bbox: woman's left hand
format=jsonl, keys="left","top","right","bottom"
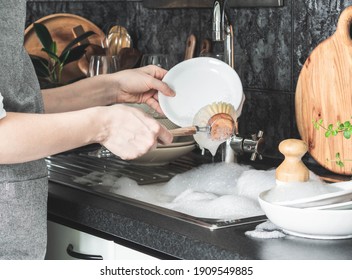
{"left": 112, "top": 65, "right": 175, "bottom": 115}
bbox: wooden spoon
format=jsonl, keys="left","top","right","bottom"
{"left": 199, "top": 38, "right": 212, "bottom": 56}
{"left": 184, "top": 34, "right": 196, "bottom": 60}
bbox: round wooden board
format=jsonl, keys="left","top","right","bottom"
{"left": 295, "top": 6, "right": 352, "bottom": 175}
{"left": 24, "top": 13, "right": 105, "bottom": 83}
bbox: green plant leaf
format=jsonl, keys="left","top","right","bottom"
{"left": 41, "top": 48, "right": 60, "bottom": 63}
{"left": 51, "top": 41, "right": 57, "bottom": 55}
{"left": 325, "top": 130, "right": 332, "bottom": 137}
{"left": 61, "top": 31, "right": 96, "bottom": 55}
{"left": 60, "top": 50, "right": 71, "bottom": 66}
{"left": 60, "top": 44, "right": 89, "bottom": 66}
{"left": 343, "top": 130, "right": 351, "bottom": 139}
{"left": 30, "top": 55, "right": 49, "bottom": 78}
{"left": 33, "top": 23, "right": 53, "bottom": 51}
{"left": 313, "top": 120, "right": 319, "bottom": 129}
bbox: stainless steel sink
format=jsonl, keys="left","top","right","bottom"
{"left": 46, "top": 150, "right": 266, "bottom": 230}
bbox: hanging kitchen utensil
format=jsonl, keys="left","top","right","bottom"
{"left": 295, "top": 6, "right": 352, "bottom": 175}
{"left": 118, "top": 48, "right": 142, "bottom": 70}
{"left": 199, "top": 38, "right": 212, "bottom": 56}
{"left": 184, "top": 34, "right": 196, "bottom": 60}
{"left": 106, "top": 25, "right": 132, "bottom": 56}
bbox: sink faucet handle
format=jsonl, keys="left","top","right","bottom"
{"left": 245, "top": 130, "right": 264, "bottom": 161}
{"left": 228, "top": 130, "right": 265, "bottom": 161}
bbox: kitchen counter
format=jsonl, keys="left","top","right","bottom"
{"left": 47, "top": 160, "right": 352, "bottom": 259}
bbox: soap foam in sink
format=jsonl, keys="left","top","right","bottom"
{"left": 73, "top": 162, "right": 277, "bottom": 220}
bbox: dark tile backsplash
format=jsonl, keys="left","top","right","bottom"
{"left": 25, "top": 0, "right": 349, "bottom": 159}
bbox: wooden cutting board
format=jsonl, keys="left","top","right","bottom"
{"left": 295, "top": 6, "right": 352, "bottom": 175}
{"left": 24, "top": 13, "right": 105, "bottom": 83}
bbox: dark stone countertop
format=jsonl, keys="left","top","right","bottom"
{"left": 48, "top": 172, "right": 352, "bottom": 260}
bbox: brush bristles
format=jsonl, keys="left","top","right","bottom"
{"left": 194, "top": 102, "right": 236, "bottom": 126}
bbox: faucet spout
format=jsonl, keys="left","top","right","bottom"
{"left": 212, "top": 0, "right": 227, "bottom": 41}
{"left": 212, "top": 0, "right": 234, "bottom": 70}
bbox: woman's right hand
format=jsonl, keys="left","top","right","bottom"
{"left": 97, "top": 104, "right": 173, "bottom": 160}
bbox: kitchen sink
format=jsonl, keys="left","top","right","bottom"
{"left": 46, "top": 148, "right": 266, "bottom": 230}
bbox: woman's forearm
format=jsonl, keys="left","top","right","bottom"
{"left": 0, "top": 108, "right": 105, "bottom": 164}
{"left": 42, "top": 75, "right": 116, "bottom": 113}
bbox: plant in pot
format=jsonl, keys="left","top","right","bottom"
{"left": 30, "top": 22, "right": 96, "bottom": 88}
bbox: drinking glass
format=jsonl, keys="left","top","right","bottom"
{"left": 140, "top": 54, "right": 170, "bottom": 70}
{"left": 88, "top": 55, "right": 120, "bottom": 77}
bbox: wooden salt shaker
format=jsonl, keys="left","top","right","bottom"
{"left": 275, "top": 139, "right": 310, "bottom": 183}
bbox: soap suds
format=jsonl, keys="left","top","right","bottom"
{"left": 74, "top": 162, "right": 275, "bottom": 220}
{"left": 73, "top": 162, "right": 332, "bottom": 221}
{"left": 245, "top": 221, "right": 286, "bottom": 239}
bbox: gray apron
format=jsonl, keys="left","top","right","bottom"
{"left": 0, "top": 0, "right": 48, "bottom": 259}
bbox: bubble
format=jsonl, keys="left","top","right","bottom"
{"left": 73, "top": 163, "right": 333, "bottom": 220}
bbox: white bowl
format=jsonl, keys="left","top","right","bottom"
{"left": 259, "top": 190, "right": 352, "bottom": 239}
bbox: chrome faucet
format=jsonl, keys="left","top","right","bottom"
{"left": 212, "top": 0, "right": 264, "bottom": 163}
{"left": 212, "top": 0, "right": 234, "bottom": 68}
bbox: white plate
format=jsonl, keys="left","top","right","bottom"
{"left": 274, "top": 181, "right": 352, "bottom": 208}
{"left": 158, "top": 57, "right": 243, "bottom": 127}
{"left": 259, "top": 191, "right": 352, "bottom": 239}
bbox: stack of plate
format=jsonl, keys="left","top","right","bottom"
{"left": 129, "top": 134, "right": 196, "bottom": 166}
{"left": 258, "top": 181, "right": 352, "bottom": 239}
{"left": 127, "top": 104, "right": 196, "bottom": 166}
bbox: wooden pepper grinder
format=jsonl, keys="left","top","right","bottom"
{"left": 276, "top": 139, "right": 310, "bottom": 183}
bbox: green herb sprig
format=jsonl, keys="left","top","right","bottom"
{"left": 313, "top": 118, "right": 352, "bottom": 167}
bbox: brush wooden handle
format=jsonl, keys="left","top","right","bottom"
{"left": 276, "top": 139, "right": 310, "bottom": 183}
{"left": 170, "top": 127, "right": 197, "bottom": 137}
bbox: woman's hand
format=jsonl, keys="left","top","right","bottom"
{"left": 98, "top": 104, "right": 173, "bottom": 160}
{"left": 111, "top": 65, "right": 175, "bottom": 115}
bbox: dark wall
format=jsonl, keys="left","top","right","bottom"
{"left": 25, "top": 0, "right": 352, "bottom": 159}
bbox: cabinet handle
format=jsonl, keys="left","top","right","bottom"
{"left": 66, "top": 244, "right": 103, "bottom": 260}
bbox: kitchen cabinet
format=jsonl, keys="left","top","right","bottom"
{"left": 45, "top": 221, "right": 157, "bottom": 260}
